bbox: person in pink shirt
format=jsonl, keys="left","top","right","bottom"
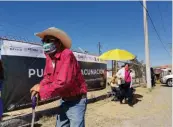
{"left": 116, "top": 63, "right": 134, "bottom": 106}
{"left": 30, "top": 27, "right": 87, "bottom": 127}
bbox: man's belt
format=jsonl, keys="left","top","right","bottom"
{"left": 62, "top": 93, "right": 87, "bottom": 101}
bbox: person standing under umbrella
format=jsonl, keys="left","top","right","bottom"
{"left": 116, "top": 63, "right": 134, "bottom": 106}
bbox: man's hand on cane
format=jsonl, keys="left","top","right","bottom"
{"left": 30, "top": 84, "right": 40, "bottom": 100}
{"left": 30, "top": 84, "right": 40, "bottom": 127}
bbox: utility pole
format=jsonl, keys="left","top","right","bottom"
{"left": 98, "top": 42, "right": 102, "bottom": 55}
{"left": 143, "top": 0, "right": 152, "bottom": 89}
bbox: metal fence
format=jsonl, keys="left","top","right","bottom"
{"left": 109, "top": 60, "right": 146, "bottom": 85}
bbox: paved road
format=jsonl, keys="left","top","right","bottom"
{"left": 38, "top": 84, "right": 172, "bottom": 127}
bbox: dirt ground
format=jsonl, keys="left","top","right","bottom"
{"left": 37, "top": 84, "right": 172, "bottom": 127}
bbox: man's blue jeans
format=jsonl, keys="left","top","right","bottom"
{"left": 56, "top": 97, "right": 87, "bottom": 127}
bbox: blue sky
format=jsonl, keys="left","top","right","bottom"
{"left": 0, "top": 1, "right": 172, "bottom": 67}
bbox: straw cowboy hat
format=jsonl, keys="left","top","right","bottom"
{"left": 35, "top": 27, "right": 72, "bottom": 49}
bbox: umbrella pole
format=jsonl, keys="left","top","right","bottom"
{"left": 114, "top": 61, "right": 117, "bottom": 73}
{"left": 112, "top": 60, "right": 114, "bottom": 76}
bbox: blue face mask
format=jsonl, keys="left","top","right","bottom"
{"left": 43, "top": 43, "right": 57, "bottom": 54}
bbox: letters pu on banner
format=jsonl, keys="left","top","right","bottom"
{"left": 1, "top": 40, "right": 107, "bottom": 111}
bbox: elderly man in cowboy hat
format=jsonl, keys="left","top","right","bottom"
{"left": 30, "top": 27, "right": 87, "bottom": 127}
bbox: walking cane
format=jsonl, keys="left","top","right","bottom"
{"left": 31, "top": 96, "right": 37, "bottom": 127}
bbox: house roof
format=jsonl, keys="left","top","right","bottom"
{"left": 153, "top": 64, "right": 172, "bottom": 69}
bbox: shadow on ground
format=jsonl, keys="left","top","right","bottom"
{"left": 18, "top": 123, "right": 42, "bottom": 127}
{"left": 132, "top": 94, "right": 143, "bottom": 105}
{"left": 34, "top": 123, "right": 42, "bottom": 127}
{"left": 2, "top": 114, "right": 10, "bottom": 117}
{"left": 160, "top": 85, "right": 171, "bottom": 87}
{"left": 121, "top": 93, "right": 143, "bottom": 106}
{"left": 87, "top": 94, "right": 108, "bottom": 104}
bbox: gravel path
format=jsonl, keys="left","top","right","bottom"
{"left": 38, "top": 84, "right": 172, "bottom": 127}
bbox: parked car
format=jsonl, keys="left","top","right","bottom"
{"left": 160, "top": 74, "right": 173, "bottom": 87}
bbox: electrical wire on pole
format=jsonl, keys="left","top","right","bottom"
{"left": 157, "top": 4, "right": 166, "bottom": 33}
{"left": 139, "top": 1, "right": 171, "bottom": 56}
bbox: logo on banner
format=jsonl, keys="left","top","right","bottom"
{"left": 24, "top": 47, "right": 44, "bottom": 54}
{"left": 39, "top": 49, "right": 44, "bottom": 53}
{"left": 9, "top": 46, "right": 22, "bottom": 51}
{"left": 24, "top": 48, "right": 39, "bottom": 52}
{"left": 78, "top": 54, "right": 86, "bottom": 60}
{"left": 88, "top": 56, "right": 93, "bottom": 61}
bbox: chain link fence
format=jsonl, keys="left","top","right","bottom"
{"left": 107, "top": 60, "right": 146, "bottom": 86}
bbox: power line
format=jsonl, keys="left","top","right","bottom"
{"left": 139, "top": 1, "right": 171, "bottom": 56}
{"left": 157, "top": 4, "right": 172, "bottom": 55}
{"left": 157, "top": 3, "right": 166, "bottom": 32}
